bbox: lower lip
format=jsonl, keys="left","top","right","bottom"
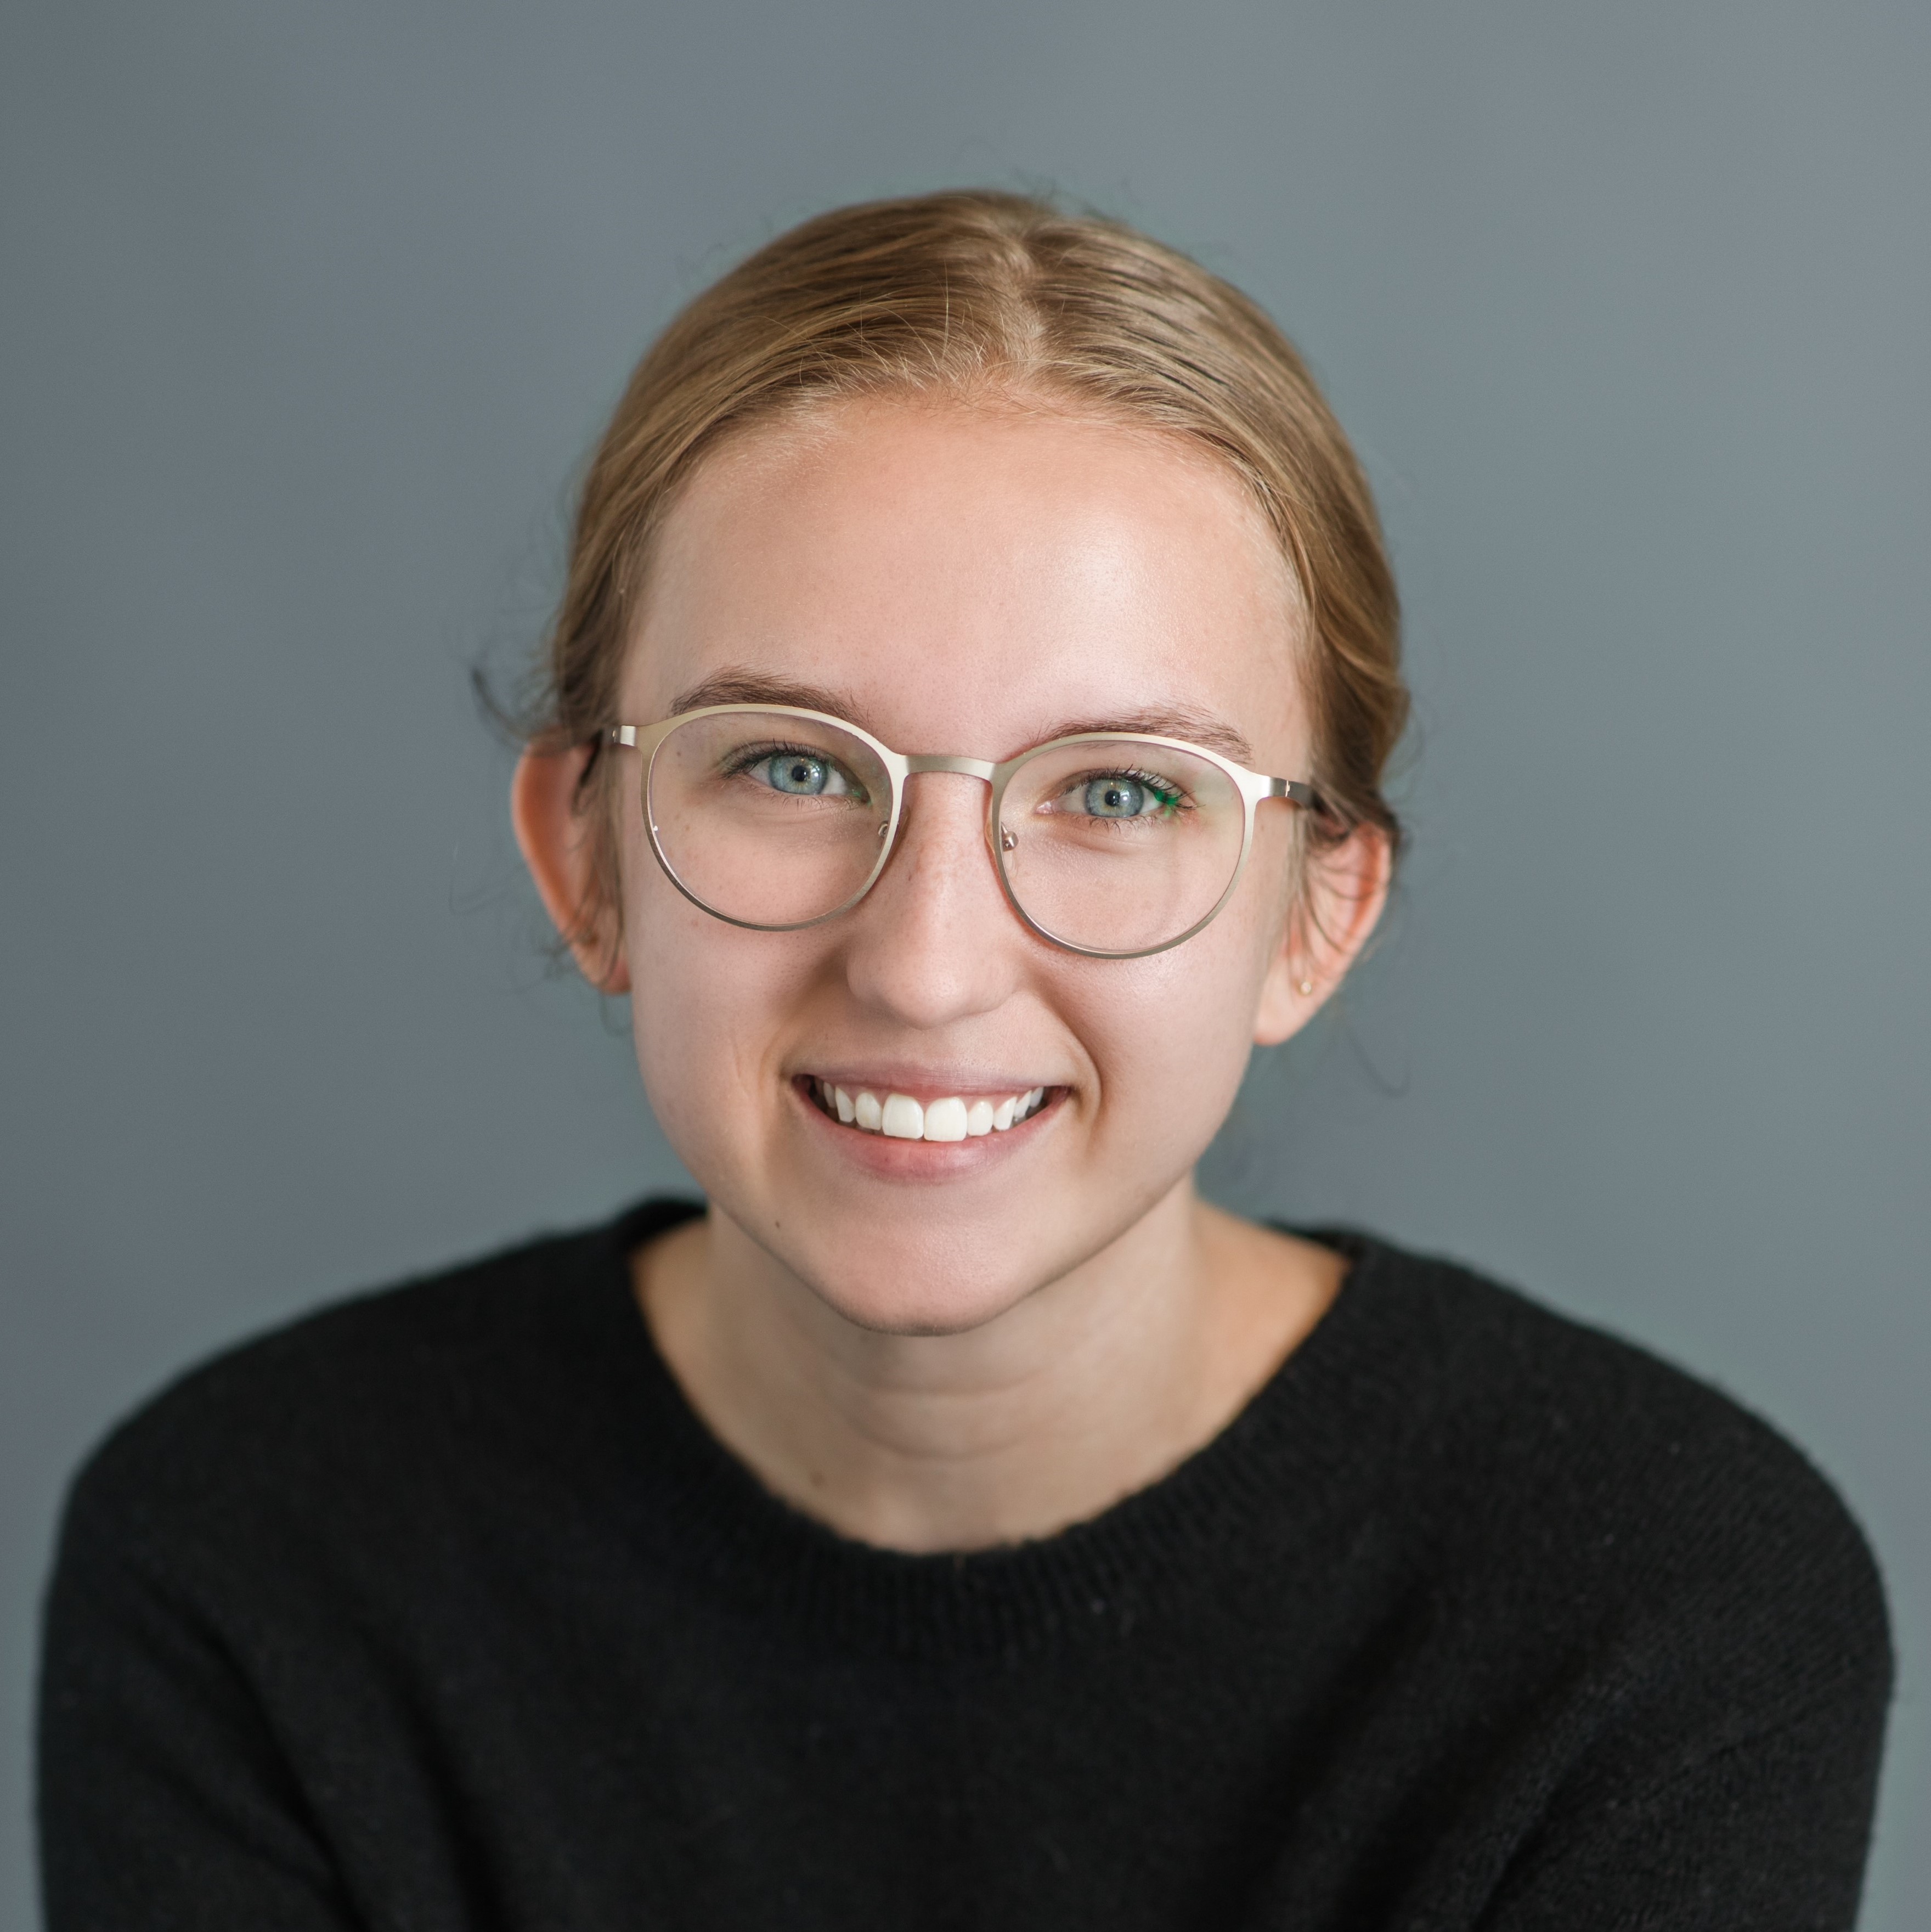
{"left": 791, "top": 1078, "right": 1059, "bottom": 1178}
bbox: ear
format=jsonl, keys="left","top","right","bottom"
{"left": 1252, "top": 825, "right": 1392, "bottom": 1046}
{"left": 510, "top": 746, "right": 632, "bottom": 994}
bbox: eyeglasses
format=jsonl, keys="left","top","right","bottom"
{"left": 605, "top": 705, "right": 1321, "bottom": 960}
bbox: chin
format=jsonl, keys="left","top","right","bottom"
{"left": 811, "top": 1280, "right": 1029, "bottom": 1338}
{"left": 788, "top": 1239, "right": 1039, "bottom": 1336}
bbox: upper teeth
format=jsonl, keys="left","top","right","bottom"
{"left": 815, "top": 1081, "right": 1048, "bottom": 1140}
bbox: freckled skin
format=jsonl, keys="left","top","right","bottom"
{"left": 516, "top": 396, "right": 1390, "bottom": 1548}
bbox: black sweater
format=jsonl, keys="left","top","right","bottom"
{"left": 38, "top": 1199, "right": 1892, "bottom": 1930}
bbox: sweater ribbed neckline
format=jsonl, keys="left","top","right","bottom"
{"left": 582, "top": 1197, "right": 1441, "bottom": 1660}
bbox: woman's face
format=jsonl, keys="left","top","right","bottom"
{"left": 607, "top": 398, "right": 1343, "bottom": 1333}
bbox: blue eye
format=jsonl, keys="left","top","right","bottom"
{"left": 763, "top": 752, "right": 832, "bottom": 795}
{"left": 727, "top": 744, "right": 867, "bottom": 802}
{"left": 1075, "top": 772, "right": 1183, "bottom": 819}
{"left": 1085, "top": 777, "right": 1146, "bottom": 818}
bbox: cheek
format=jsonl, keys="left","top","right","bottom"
{"left": 1072, "top": 904, "right": 1278, "bottom": 1148}
{"left": 618, "top": 846, "right": 812, "bottom": 1162}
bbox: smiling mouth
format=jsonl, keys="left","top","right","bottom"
{"left": 802, "top": 1078, "right": 1053, "bottom": 1143}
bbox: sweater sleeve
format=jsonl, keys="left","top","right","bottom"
{"left": 1461, "top": 1383, "right": 1896, "bottom": 1932}
{"left": 1475, "top": 1671, "right": 1891, "bottom": 1931}
{"left": 37, "top": 1471, "right": 364, "bottom": 1932}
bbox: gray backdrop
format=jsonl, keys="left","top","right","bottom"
{"left": 2, "top": 1, "right": 1924, "bottom": 1923}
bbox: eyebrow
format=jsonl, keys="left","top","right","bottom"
{"left": 664, "top": 672, "right": 1260, "bottom": 770}
{"left": 1036, "top": 707, "right": 1257, "bottom": 767}
{"left": 667, "top": 671, "right": 871, "bottom": 721}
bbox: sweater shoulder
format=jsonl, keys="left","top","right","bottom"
{"left": 1399, "top": 1242, "right": 1864, "bottom": 1537}
{"left": 1343, "top": 1234, "right": 1893, "bottom": 1710}
{"left": 59, "top": 1198, "right": 695, "bottom": 1561}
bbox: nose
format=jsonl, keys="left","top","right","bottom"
{"left": 838, "top": 770, "right": 1025, "bottom": 1027}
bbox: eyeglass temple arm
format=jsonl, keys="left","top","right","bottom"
{"left": 1269, "top": 776, "right": 1321, "bottom": 809}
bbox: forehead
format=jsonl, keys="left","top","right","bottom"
{"left": 626, "top": 398, "right": 1308, "bottom": 764}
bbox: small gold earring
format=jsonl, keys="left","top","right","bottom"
{"left": 1297, "top": 978, "right": 1315, "bottom": 996}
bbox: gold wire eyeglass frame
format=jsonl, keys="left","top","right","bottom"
{"left": 605, "top": 703, "right": 1322, "bottom": 961}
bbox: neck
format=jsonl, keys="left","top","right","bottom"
{"left": 634, "top": 1179, "right": 1342, "bottom": 1553}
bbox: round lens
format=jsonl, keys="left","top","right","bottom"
{"left": 995, "top": 738, "right": 1246, "bottom": 954}
{"left": 646, "top": 711, "right": 894, "bottom": 928}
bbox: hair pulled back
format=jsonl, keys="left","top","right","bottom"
{"left": 525, "top": 189, "right": 1407, "bottom": 902}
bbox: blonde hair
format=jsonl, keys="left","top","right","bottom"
{"left": 523, "top": 189, "right": 1407, "bottom": 912}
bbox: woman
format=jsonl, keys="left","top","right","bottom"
{"left": 39, "top": 191, "right": 1890, "bottom": 1929}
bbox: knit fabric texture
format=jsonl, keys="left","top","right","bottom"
{"left": 38, "top": 1198, "right": 1892, "bottom": 1929}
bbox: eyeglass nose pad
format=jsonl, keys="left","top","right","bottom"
{"left": 1000, "top": 826, "right": 1017, "bottom": 852}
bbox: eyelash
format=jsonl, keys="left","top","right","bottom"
{"left": 1064, "top": 767, "right": 1192, "bottom": 813}
{"left": 720, "top": 740, "right": 851, "bottom": 780}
